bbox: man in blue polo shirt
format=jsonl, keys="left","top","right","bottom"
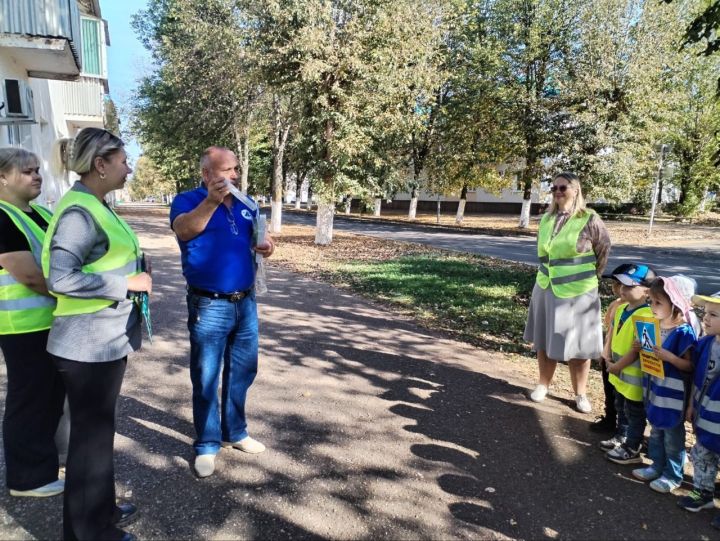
{"left": 170, "top": 146, "right": 274, "bottom": 478}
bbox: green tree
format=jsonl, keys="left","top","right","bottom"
{"left": 128, "top": 155, "right": 175, "bottom": 201}
{"left": 104, "top": 97, "right": 121, "bottom": 136}
{"left": 131, "top": 0, "right": 259, "bottom": 191}
{"left": 486, "top": 0, "right": 584, "bottom": 228}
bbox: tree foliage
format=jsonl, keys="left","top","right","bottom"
{"left": 128, "top": 0, "right": 720, "bottom": 227}
{"left": 128, "top": 155, "right": 175, "bottom": 201}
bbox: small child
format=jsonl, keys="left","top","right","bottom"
{"left": 603, "top": 264, "right": 656, "bottom": 463}
{"left": 631, "top": 277, "right": 696, "bottom": 493}
{"left": 678, "top": 291, "right": 720, "bottom": 528}
{"left": 591, "top": 264, "right": 634, "bottom": 435}
{"left": 672, "top": 274, "right": 703, "bottom": 337}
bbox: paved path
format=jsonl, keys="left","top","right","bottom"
{"left": 283, "top": 211, "right": 720, "bottom": 294}
{"left": 0, "top": 210, "right": 716, "bottom": 539}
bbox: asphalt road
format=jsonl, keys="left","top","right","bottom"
{"left": 283, "top": 212, "right": 720, "bottom": 294}
{"left": 0, "top": 210, "right": 717, "bottom": 540}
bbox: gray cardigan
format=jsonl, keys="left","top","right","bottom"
{"left": 46, "top": 182, "right": 141, "bottom": 362}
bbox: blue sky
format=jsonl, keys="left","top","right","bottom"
{"left": 100, "top": 0, "right": 151, "bottom": 164}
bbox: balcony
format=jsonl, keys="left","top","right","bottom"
{"left": 0, "top": 0, "right": 82, "bottom": 80}
{"left": 51, "top": 75, "right": 103, "bottom": 126}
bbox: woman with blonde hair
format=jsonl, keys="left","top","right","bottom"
{"left": 524, "top": 172, "right": 611, "bottom": 413}
{"left": 0, "top": 147, "right": 65, "bottom": 497}
{"left": 43, "top": 128, "right": 151, "bottom": 541}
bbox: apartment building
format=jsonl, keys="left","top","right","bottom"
{"left": 0, "top": 0, "right": 109, "bottom": 206}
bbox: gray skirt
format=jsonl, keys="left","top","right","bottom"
{"left": 523, "top": 283, "right": 603, "bottom": 362}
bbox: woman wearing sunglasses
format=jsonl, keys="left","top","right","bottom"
{"left": 524, "top": 172, "right": 611, "bottom": 413}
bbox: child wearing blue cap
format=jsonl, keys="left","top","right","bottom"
{"left": 604, "top": 263, "right": 656, "bottom": 463}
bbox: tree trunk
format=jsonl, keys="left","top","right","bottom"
{"left": 518, "top": 159, "right": 535, "bottom": 228}
{"left": 306, "top": 185, "right": 313, "bottom": 210}
{"left": 455, "top": 185, "right": 468, "bottom": 225}
{"left": 314, "top": 115, "right": 335, "bottom": 244}
{"left": 235, "top": 124, "right": 250, "bottom": 193}
{"left": 373, "top": 198, "right": 382, "bottom": 216}
{"left": 700, "top": 186, "right": 709, "bottom": 212}
{"left": 519, "top": 198, "right": 532, "bottom": 228}
{"left": 344, "top": 194, "right": 352, "bottom": 214}
{"left": 315, "top": 203, "right": 334, "bottom": 245}
{"left": 270, "top": 98, "right": 290, "bottom": 234}
{"left": 409, "top": 185, "right": 419, "bottom": 220}
{"left": 284, "top": 169, "right": 293, "bottom": 204}
{"left": 294, "top": 172, "right": 305, "bottom": 209}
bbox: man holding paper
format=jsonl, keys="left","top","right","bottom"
{"left": 170, "top": 146, "right": 274, "bottom": 478}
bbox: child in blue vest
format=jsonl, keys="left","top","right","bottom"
{"left": 631, "top": 277, "right": 696, "bottom": 493}
{"left": 678, "top": 291, "right": 720, "bottom": 528}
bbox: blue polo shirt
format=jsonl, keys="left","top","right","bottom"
{"left": 170, "top": 184, "right": 257, "bottom": 293}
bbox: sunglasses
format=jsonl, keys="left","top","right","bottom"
{"left": 550, "top": 185, "right": 568, "bottom": 193}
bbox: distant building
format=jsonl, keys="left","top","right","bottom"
{"left": 390, "top": 164, "right": 548, "bottom": 215}
{"left": 0, "top": 0, "right": 110, "bottom": 206}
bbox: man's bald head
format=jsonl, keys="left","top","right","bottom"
{"left": 199, "top": 146, "right": 239, "bottom": 186}
{"left": 200, "top": 146, "right": 235, "bottom": 173}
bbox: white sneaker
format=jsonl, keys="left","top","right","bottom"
{"left": 194, "top": 454, "right": 216, "bottom": 478}
{"left": 10, "top": 479, "right": 64, "bottom": 497}
{"left": 221, "top": 436, "right": 266, "bottom": 454}
{"left": 530, "top": 385, "right": 548, "bottom": 403}
{"left": 575, "top": 395, "right": 592, "bottom": 414}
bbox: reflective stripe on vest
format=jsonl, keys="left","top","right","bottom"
{"left": 692, "top": 337, "right": 720, "bottom": 452}
{"left": 0, "top": 201, "right": 55, "bottom": 334}
{"left": 608, "top": 303, "right": 653, "bottom": 401}
{"left": 699, "top": 394, "right": 720, "bottom": 414}
{"left": 645, "top": 325, "right": 695, "bottom": 429}
{"left": 535, "top": 211, "right": 598, "bottom": 299}
{"left": 696, "top": 417, "right": 720, "bottom": 435}
{"left": 41, "top": 191, "right": 142, "bottom": 316}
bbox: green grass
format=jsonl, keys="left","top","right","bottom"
{"left": 333, "top": 254, "right": 539, "bottom": 353}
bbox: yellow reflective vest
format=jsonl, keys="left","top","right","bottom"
{"left": 41, "top": 190, "right": 142, "bottom": 316}
{"left": 536, "top": 210, "right": 599, "bottom": 299}
{"left": 0, "top": 201, "right": 55, "bottom": 334}
{"left": 608, "top": 302, "right": 653, "bottom": 401}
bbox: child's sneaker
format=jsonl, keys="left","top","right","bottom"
{"left": 677, "top": 489, "right": 715, "bottom": 512}
{"left": 599, "top": 434, "right": 626, "bottom": 451}
{"left": 649, "top": 476, "right": 681, "bottom": 494}
{"left": 606, "top": 443, "right": 642, "bottom": 464}
{"left": 632, "top": 466, "right": 661, "bottom": 482}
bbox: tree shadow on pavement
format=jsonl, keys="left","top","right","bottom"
{"left": 1, "top": 212, "right": 715, "bottom": 540}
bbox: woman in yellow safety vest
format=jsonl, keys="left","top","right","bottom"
{"left": 523, "top": 172, "right": 611, "bottom": 414}
{"left": 0, "top": 148, "right": 65, "bottom": 498}
{"left": 43, "top": 128, "right": 152, "bottom": 541}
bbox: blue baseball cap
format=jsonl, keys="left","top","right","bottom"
{"left": 614, "top": 264, "right": 657, "bottom": 287}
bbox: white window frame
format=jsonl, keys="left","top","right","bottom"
{"left": 80, "top": 16, "right": 108, "bottom": 80}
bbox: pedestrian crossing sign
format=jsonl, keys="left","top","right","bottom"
{"left": 633, "top": 315, "right": 664, "bottom": 379}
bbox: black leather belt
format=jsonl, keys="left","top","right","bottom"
{"left": 188, "top": 286, "right": 251, "bottom": 302}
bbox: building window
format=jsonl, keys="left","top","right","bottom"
{"left": 7, "top": 124, "right": 32, "bottom": 148}
{"left": 81, "top": 18, "right": 103, "bottom": 77}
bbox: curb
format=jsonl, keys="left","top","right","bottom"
{"left": 281, "top": 206, "right": 538, "bottom": 239}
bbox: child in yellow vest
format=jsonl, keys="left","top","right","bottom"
{"left": 604, "top": 264, "right": 657, "bottom": 463}
{"left": 591, "top": 264, "right": 634, "bottom": 435}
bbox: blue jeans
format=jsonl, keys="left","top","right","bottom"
{"left": 187, "top": 292, "right": 258, "bottom": 456}
{"left": 613, "top": 393, "right": 629, "bottom": 438}
{"left": 647, "top": 423, "right": 686, "bottom": 483}
{"left": 623, "top": 397, "right": 646, "bottom": 451}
